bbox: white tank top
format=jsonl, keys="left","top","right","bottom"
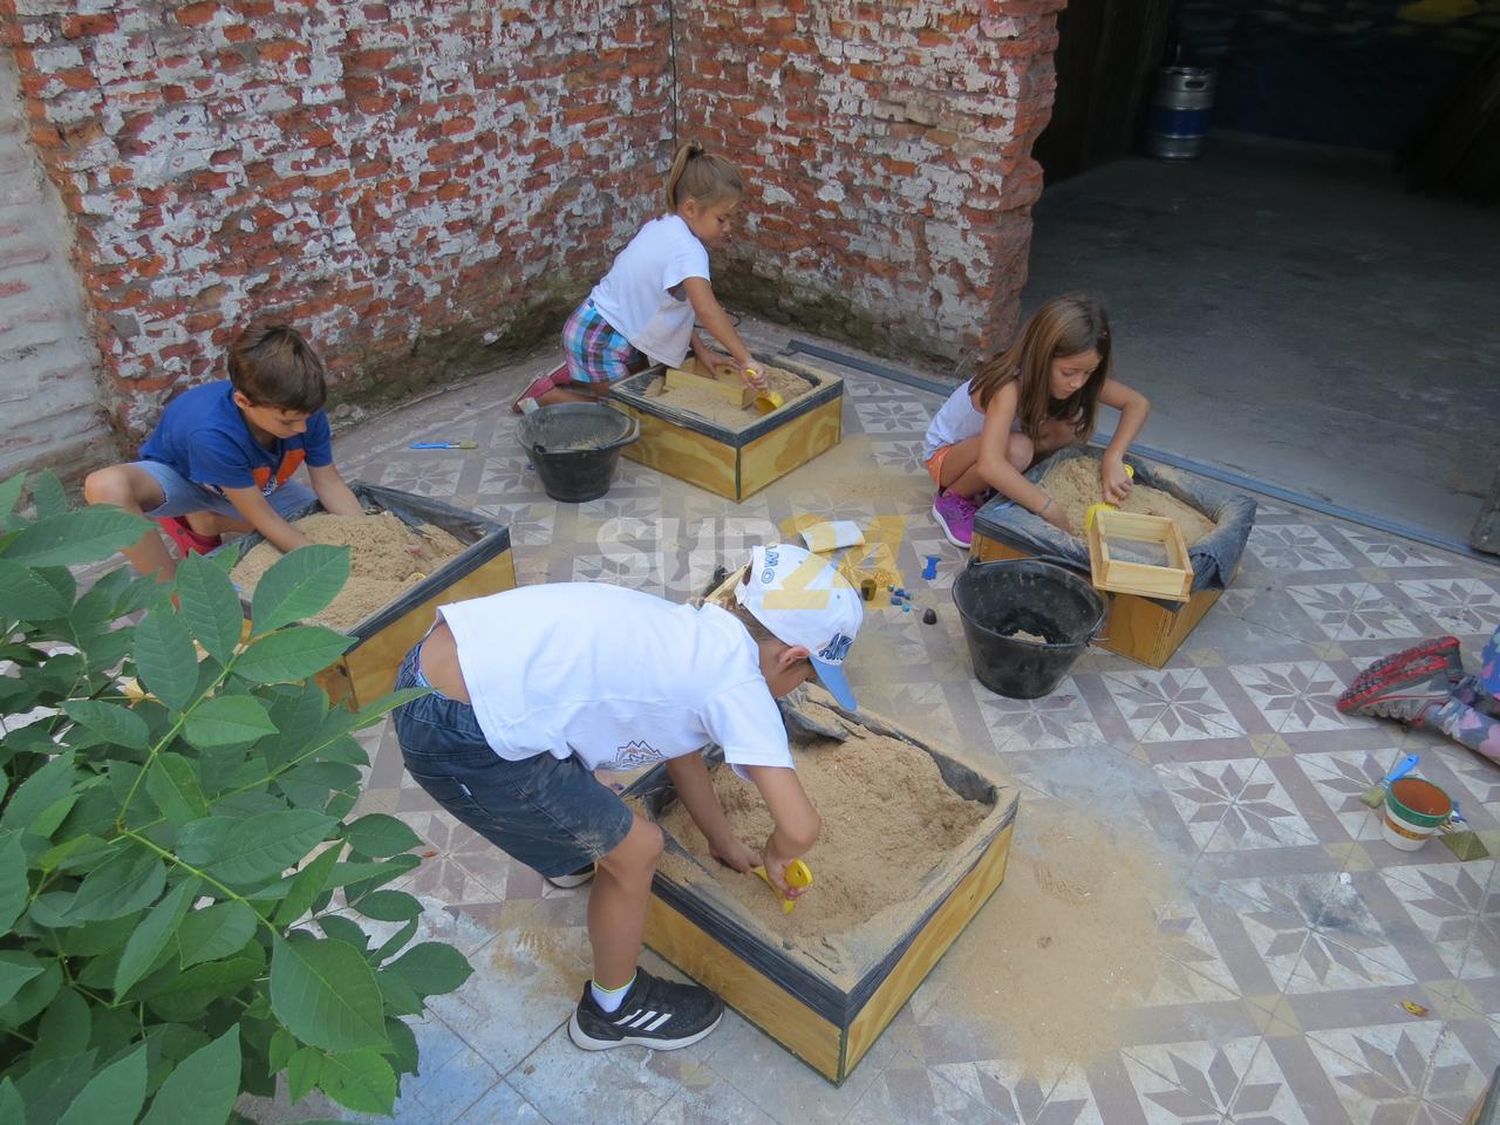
{"left": 922, "top": 380, "right": 984, "bottom": 462}
{"left": 922, "top": 378, "right": 1027, "bottom": 462}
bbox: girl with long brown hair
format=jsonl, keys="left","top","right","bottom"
{"left": 922, "top": 294, "right": 1150, "bottom": 548}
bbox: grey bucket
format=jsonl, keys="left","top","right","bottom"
{"left": 951, "top": 559, "right": 1107, "bottom": 699}
{"left": 517, "top": 403, "right": 640, "bottom": 503}
{"left": 1146, "top": 67, "right": 1215, "bottom": 160}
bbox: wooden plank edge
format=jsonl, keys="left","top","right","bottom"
{"left": 738, "top": 398, "right": 844, "bottom": 500}
{"left": 665, "top": 363, "right": 756, "bottom": 409}
{"left": 844, "top": 821, "right": 1016, "bottom": 1072}
{"left": 648, "top": 867, "right": 853, "bottom": 1022}
{"left": 643, "top": 895, "right": 846, "bottom": 1081}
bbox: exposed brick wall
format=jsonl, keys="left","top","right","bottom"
{"left": 675, "top": 0, "right": 1064, "bottom": 363}
{"left": 1, "top": 1, "right": 674, "bottom": 436}
{"left": 0, "top": 1, "right": 1062, "bottom": 447}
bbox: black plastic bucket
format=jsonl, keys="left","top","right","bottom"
{"left": 517, "top": 403, "right": 640, "bottom": 503}
{"left": 951, "top": 559, "right": 1107, "bottom": 699}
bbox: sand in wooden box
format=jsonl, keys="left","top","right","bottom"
{"left": 1041, "top": 456, "right": 1215, "bottom": 545}
{"left": 627, "top": 696, "right": 1018, "bottom": 1083}
{"left": 216, "top": 483, "right": 515, "bottom": 708}
{"left": 608, "top": 357, "right": 844, "bottom": 501}
{"left": 646, "top": 360, "right": 815, "bottom": 430}
{"left": 232, "top": 513, "right": 467, "bottom": 631}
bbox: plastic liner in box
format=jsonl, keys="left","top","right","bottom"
{"left": 215, "top": 481, "right": 510, "bottom": 640}
{"left": 973, "top": 447, "right": 1257, "bottom": 595}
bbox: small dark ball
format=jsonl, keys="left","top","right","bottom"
{"left": 922, "top": 608, "right": 937, "bottom": 625}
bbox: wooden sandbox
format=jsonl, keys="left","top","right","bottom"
{"left": 217, "top": 482, "right": 515, "bottom": 709}
{"left": 970, "top": 452, "right": 1255, "bottom": 669}
{"left": 627, "top": 701, "right": 1017, "bottom": 1084}
{"left": 608, "top": 357, "right": 844, "bottom": 501}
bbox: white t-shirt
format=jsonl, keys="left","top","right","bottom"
{"left": 589, "top": 214, "right": 709, "bottom": 367}
{"left": 438, "top": 584, "right": 793, "bottom": 775}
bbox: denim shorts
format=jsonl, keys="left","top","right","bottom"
{"left": 134, "top": 460, "right": 316, "bottom": 522}
{"left": 392, "top": 643, "right": 634, "bottom": 877}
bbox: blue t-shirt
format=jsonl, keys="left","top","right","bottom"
{"left": 139, "top": 381, "right": 333, "bottom": 497}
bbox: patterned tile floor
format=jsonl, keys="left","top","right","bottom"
{"left": 253, "top": 347, "right": 1500, "bottom": 1124}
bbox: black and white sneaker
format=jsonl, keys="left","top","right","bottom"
{"left": 568, "top": 968, "right": 724, "bottom": 1051}
{"left": 543, "top": 863, "right": 595, "bottom": 890}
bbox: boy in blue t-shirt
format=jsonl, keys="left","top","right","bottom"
{"left": 84, "top": 320, "right": 363, "bottom": 582}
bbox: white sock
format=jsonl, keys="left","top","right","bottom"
{"left": 590, "top": 976, "right": 635, "bottom": 1014}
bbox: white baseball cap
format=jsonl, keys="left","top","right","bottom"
{"left": 735, "top": 544, "right": 862, "bottom": 711}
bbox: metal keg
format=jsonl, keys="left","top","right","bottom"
{"left": 1145, "top": 66, "right": 1215, "bottom": 160}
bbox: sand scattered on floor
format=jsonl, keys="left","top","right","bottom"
{"left": 231, "top": 512, "right": 466, "bottom": 630}
{"left": 490, "top": 918, "right": 585, "bottom": 990}
{"left": 944, "top": 810, "right": 1177, "bottom": 1069}
{"left": 1042, "top": 456, "right": 1216, "bottom": 545}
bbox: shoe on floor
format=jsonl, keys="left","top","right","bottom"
{"left": 1344, "top": 636, "right": 1462, "bottom": 700}
{"left": 1337, "top": 653, "right": 1450, "bottom": 724}
{"left": 931, "top": 490, "right": 977, "bottom": 550}
{"left": 544, "top": 863, "right": 595, "bottom": 889}
{"left": 511, "top": 363, "right": 568, "bottom": 414}
{"left": 568, "top": 968, "right": 724, "bottom": 1051}
{"left": 155, "top": 516, "right": 222, "bottom": 557}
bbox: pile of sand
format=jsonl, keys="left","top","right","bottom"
{"left": 1041, "top": 456, "right": 1216, "bottom": 546}
{"left": 642, "top": 363, "right": 811, "bottom": 430}
{"left": 231, "top": 512, "right": 466, "bottom": 630}
{"left": 655, "top": 715, "right": 989, "bottom": 943}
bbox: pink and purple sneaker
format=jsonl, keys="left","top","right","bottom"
{"left": 932, "top": 490, "right": 978, "bottom": 550}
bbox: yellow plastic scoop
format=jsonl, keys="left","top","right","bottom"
{"left": 754, "top": 390, "right": 783, "bottom": 414}
{"left": 751, "top": 858, "right": 812, "bottom": 913}
{"left": 742, "top": 366, "right": 782, "bottom": 414}
{"left": 1084, "top": 464, "right": 1135, "bottom": 531}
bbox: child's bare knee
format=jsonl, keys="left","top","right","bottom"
{"left": 599, "top": 815, "right": 663, "bottom": 875}
{"left": 83, "top": 466, "right": 129, "bottom": 507}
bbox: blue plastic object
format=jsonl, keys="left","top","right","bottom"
{"left": 1383, "top": 753, "right": 1421, "bottom": 788}
{"left": 922, "top": 556, "right": 939, "bottom": 580}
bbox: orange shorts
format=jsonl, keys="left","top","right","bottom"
{"left": 925, "top": 445, "right": 953, "bottom": 488}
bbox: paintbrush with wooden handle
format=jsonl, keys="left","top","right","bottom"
{"left": 1361, "top": 752, "right": 1420, "bottom": 809}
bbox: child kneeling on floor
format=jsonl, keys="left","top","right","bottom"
{"left": 922, "top": 293, "right": 1150, "bottom": 549}
{"left": 511, "top": 141, "right": 765, "bottom": 413}
{"left": 392, "top": 544, "right": 862, "bottom": 1051}
{"left": 83, "top": 320, "right": 363, "bottom": 582}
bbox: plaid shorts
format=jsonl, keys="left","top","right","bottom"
{"left": 562, "top": 299, "right": 644, "bottom": 385}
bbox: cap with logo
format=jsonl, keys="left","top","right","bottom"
{"left": 735, "top": 544, "right": 863, "bottom": 711}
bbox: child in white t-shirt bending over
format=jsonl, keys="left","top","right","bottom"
{"left": 511, "top": 141, "right": 766, "bottom": 412}
{"left": 392, "top": 544, "right": 863, "bottom": 1052}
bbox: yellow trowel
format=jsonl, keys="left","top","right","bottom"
{"left": 751, "top": 858, "right": 813, "bottom": 913}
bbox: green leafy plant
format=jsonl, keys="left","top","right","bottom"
{"left": 0, "top": 473, "right": 472, "bottom": 1121}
